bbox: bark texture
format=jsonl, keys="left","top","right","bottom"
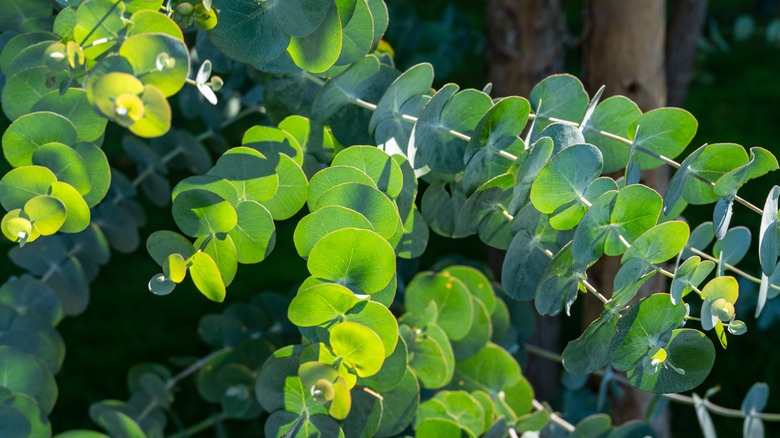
{"left": 486, "top": 0, "right": 566, "bottom": 403}
{"left": 486, "top": 0, "right": 567, "bottom": 97}
{"left": 666, "top": 0, "right": 708, "bottom": 107}
{"left": 582, "top": 2, "right": 670, "bottom": 436}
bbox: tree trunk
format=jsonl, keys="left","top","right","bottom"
{"left": 582, "top": 1, "right": 670, "bottom": 436}
{"left": 486, "top": 0, "right": 566, "bottom": 403}
{"left": 667, "top": 0, "right": 708, "bottom": 107}
{"left": 486, "top": 0, "right": 567, "bottom": 97}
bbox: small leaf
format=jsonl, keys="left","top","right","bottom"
{"left": 307, "top": 228, "right": 395, "bottom": 294}
{"left": 189, "top": 252, "right": 226, "bottom": 302}
{"left": 330, "top": 322, "right": 385, "bottom": 377}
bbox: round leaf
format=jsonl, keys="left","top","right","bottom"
{"left": 3, "top": 112, "right": 79, "bottom": 167}
{"left": 330, "top": 322, "right": 385, "bottom": 377}
{"left": 307, "top": 228, "right": 395, "bottom": 294}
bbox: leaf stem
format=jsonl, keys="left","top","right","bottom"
{"left": 532, "top": 399, "right": 575, "bottom": 432}
{"left": 166, "top": 411, "right": 229, "bottom": 438}
{"left": 523, "top": 343, "right": 780, "bottom": 422}
{"left": 686, "top": 247, "right": 780, "bottom": 292}
{"left": 579, "top": 280, "right": 609, "bottom": 304}
{"left": 165, "top": 348, "right": 229, "bottom": 391}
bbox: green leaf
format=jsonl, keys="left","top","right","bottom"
{"left": 25, "top": 195, "right": 67, "bottom": 239}
{"left": 583, "top": 96, "right": 642, "bottom": 173}
{"left": 760, "top": 186, "right": 780, "bottom": 276}
{"left": 31, "top": 88, "right": 108, "bottom": 143}
{"left": 0, "top": 0, "right": 51, "bottom": 32}
{"left": 2, "top": 67, "right": 57, "bottom": 120}
{"left": 307, "top": 166, "right": 377, "bottom": 210}
{"left": 410, "top": 86, "right": 493, "bottom": 174}
{"left": 127, "top": 9, "right": 182, "bottom": 38}
{"left": 562, "top": 310, "right": 619, "bottom": 375}
{"left": 195, "top": 233, "right": 238, "bottom": 286}
{"left": 0, "top": 276, "right": 63, "bottom": 326}
{"left": 207, "top": 0, "right": 289, "bottom": 64}
{"left": 330, "top": 321, "right": 385, "bottom": 377}
{"left": 189, "top": 251, "right": 226, "bottom": 302}
{"left": 261, "top": 154, "right": 308, "bottom": 220}
{"left": 626, "top": 329, "right": 715, "bottom": 394}
{"left": 405, "top": 323, "right": 453, "bottom": 389}
{"left": 74, "top": 0, "right": 126, "bottom": 60}
{"left": 129, "top": 84, "right": 172, "bottom": 138}
{"left": 75, "top": 142, "right": 111, "bottom": 208}
{"left": 265, "top": 412, "right": 344, "bottom": 438}
{"left": 675, "top": 143, "right": 749, "bottom": 206}
{"left": 529, "top": 74, "right": 589, "bottom": 130}
{"left": 713, "top": 226, "right": 751, "bottom": 266}
{"left": 344, "top": 301, "right": 398, "bottom": 357}
{"left": 357, "top": 335, "right": 408, "bottom": 392}
{"left": 451, "top": 343, "right": 520, "bottom": 396}
{"left": 49, "top": 181, "right": 90, "bottom": 233}
{"left": 294, "top": 205, "right": 373, "bottom": 258}
{"left": 311, "top": 55, "right": 396, "bottom": 125}
{"left": 369, "top": 63, "right": 433, "bottom": 134}
{"left": 172, "top": 175, "right": 239, "bottom": 207}
{"left": 289, "top": 283, "right": 361, "bottom": 327}
{"left": 442, "top": 265, "right": 495, "bottom": 314}
{"left": 622, "top": 221, "right": 690, "bottom": 264}
{"left": 332, "top": 146, "right": 404, "bottom": 198}
{"left": 0, "top": 165, "right": 56, "bottom": 212}
{"left": 32, "top": 142, "right": 91, "bottom": 195}
{"left": 714, "top": 147, "right": 778, "bottom": 198}
{"left": 0, "top": 405, "right": 32, "bottom": 438}
{"left": 336, "top": 0, "right": 374, "bottom": 66}
{"left": 459, "top": 174, "right": 515, "bottom": 249}
{"left": 450, "top": 297, "right": 492, "bottom": 361}
{"left": 146, "top": 230, "right": 195, "bottom": 266}
{"left": 208, "top": 147, "right": 279, "bottom": 203}
{"left": 307, "top": 228, "right": 395, "bottom": 294}
{"left": 530, "top": 143, "right": 603, "bottom": 221}
{"left": 610, "top": 294, "right": 686, "bottom": 372}
{"left": 398, "top": 206, "right": 429, "bottom": 259}
{"left": 314, "top": 182, "right": 401, "bottom": 246}
{"left": 670, "top": 257, "right": 715, "bottom": 305}
{"left": 228, "top": 200, "right": 276, "bottom": 264}
{"left": 172, "top": 189, "right": 237, "bottom": 237}
{"left": 287, "top": 0, "right": 342, "bottom": 72}
{"left": 0, "top": 346, "right": 45, "bottom": 402}
{"left": 119, "top": 33, "right": 190, "bottom": 97}
{"left": 421, "top": 181, "right": 468, "bottom": 238}
{"left": 535, "top": 243, "right": 588, "bottom": 317}
{"left": 415, "top": 418, "right": 463, "bottom": 438}
{"left": 502, "top": 204, "right": 569, "bottom": 301}
{"left": 627, "top": 107, "right": 698, "bottom": 169}
{"left": 340, "top": 385, "right": 383, "bottom": 438}
{"left": 405, "top": 272, "right": 473, "bottom": 340}
{"left": 463, "top": 97, "right": 528, "bottom": 194}
{"left": 573, "top": 184, "right": 662, "bottom": 264}
{"left": 3, "top": 112, "right": 79, "bottom": 167}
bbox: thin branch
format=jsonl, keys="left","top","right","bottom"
{"left": 687, "top": 247, "right": 780, "bottom": 292}
{"left": 165, "top": 348, "right": 229, "bottom": 391}
{"left": 523, "top": 343, "right": 780, "bottom": 422}
{"left": 579, "top": 280, "right": 609, "bottom": 304}
{"left": 532, "top": 399, "right": 576, "bottom": 432}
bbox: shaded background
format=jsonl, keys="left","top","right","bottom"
{"left": 0, "top": 0, "right": 777, "bottom": 436}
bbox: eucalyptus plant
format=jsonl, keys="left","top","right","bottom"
{"left": 0, "top": 0, "right": 779, "bottom": 437}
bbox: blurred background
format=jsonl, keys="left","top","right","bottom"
{"left": 0, "top": 0, "right": 777, "bottom": 436}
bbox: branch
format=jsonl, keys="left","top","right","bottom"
{"left": 523, "top": 343, "right": 780, "bottom": 422}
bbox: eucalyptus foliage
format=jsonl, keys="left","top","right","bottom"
{"left": 0, "top": 0, "right": 778, "bottom": 437}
